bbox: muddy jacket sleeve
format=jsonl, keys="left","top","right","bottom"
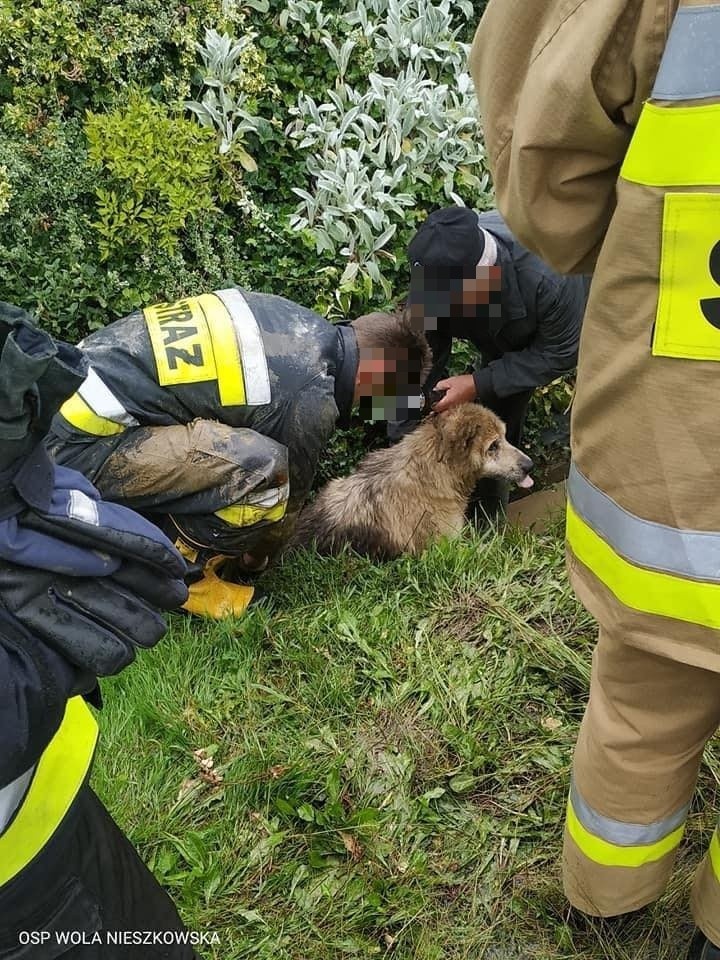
{"left": 469, "top": 0, "right": 672, "bottom": 274}
{"left": 473, "top": 277, "right": 586, "bottom": 399}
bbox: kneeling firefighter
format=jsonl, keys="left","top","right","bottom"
{"left": 0, "top": 304, "right": 197, "bottom": 957}
{"left": 46, "top": 290, "right": 431, "bottom": 618}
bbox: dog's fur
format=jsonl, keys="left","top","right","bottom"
{"left": 292, "top": 403, "right": 533, "bottom": 559}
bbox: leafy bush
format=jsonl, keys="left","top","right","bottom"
{"left": 85, "top": 93, "right": 219, "bottom": 259}
{"left": 283, "top": 0, "right": 491, "bottom": 297}
{"left": 185, "top": 29, "right": 271, "bottom": 166}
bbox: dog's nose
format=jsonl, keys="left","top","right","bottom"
{"left": 520, "top": 454, "right": 534, "bottom": 474}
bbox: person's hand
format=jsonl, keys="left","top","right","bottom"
{"left": 433, "top": 374, "right": 477, "bottom": 412}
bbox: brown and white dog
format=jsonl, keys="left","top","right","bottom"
{"left": 292, "top": 403, "right": 534, "bottom": 560}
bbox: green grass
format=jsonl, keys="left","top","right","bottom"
{"left": 92, "top": 521, "right": 719, "bottom": 959}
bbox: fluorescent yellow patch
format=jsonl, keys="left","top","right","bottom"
{"left": 653, "top": 193, "right": 720, "bottom": 361}
{"left": 621, "top": 103, "right": 720, "bottom": 188}
{"left": 215, "top": 500, "right": 287, "bottom": 527}
{"left": 566, "top": 501, "right": 720, "bottom": 631}
{"left": 709, "top": 829, "right": 720, "bottom": 883}
{"left": 144, "top": 293, "right": 245, "bottom": 403}
{"left": 0, "top": 697, "right": 97, "bottom": 886}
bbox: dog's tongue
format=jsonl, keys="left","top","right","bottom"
{"left": 517, "top": 474, "right": 535, "bottom": 490}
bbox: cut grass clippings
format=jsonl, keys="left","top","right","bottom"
{"left": 92, "top": 520, "right": 719, "bottom": 959}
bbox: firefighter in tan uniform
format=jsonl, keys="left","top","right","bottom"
{"left": 472, "top": 1, "right": 720, "bottom": 956}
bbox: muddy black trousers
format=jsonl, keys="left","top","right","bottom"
{"left": 46, "top": 420, "right": 290, "bottom": 563}
{"left": 388, "top": 387, "right": 533, "bottom": 519}
{"left": 0, "top": 787, "right": 200, "bottom": 960}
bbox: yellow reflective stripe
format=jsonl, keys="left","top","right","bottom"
{"left": 709, "top": 829, "right": 720, "bottom": 883}
{"left": 567, "top": 501, "right": 720, "bottom": 631}
{"left": 215, "top": 499, "right": 287, "bottom": 527}
{"left": 59, "top": 393, "right": 126, "bottom": 436}
{"left": 621, "top": 102, "right": 720, "bottom": 187}
{"left": 566, "top": 798, "right": 684, "bottom": 868}
{"left": 201, "top": 295, "right": 246, "bottom": 407}
{"left": 215, "top": 289, "right": 271, "bottom": 405}
{"left": 0, "top": 697, "right": 98, "bottom": 886}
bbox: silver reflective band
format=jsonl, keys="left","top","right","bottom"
{"left": 215, "top": 289, "right": 272, "bottom": 405}
{"left": 0, "top": 767, "right": 34, "bottom": 835}
{"left": 78, "top": 367, "right": 139, "bottom": 426}
{"left": 243, "top": 482, "right": 290, "bottom": 509}
{"left": 570, "top": 780, "right": 689, "bottom": 847}
{"left": 568, "top": 463, "right": 720, "bottom": 582}
{"left": 68, "top": 489, "right": 100, "bottom": 526}
{"left": 652, "top": 6, "right": 720, "bottom": 101}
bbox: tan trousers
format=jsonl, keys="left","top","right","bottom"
{"left": 564, "top": 626, "right": 720, "bottom": 943}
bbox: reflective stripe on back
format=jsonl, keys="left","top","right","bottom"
{"left": 652, "top": 5, "right": 720, "bottom": 101}
{"left": 143, "top": 291, "right": 271, "bottom": 408}
{"left": 0, "top": 697, "right": 97, "bottom": 886}
{"left": 568, "top": 464, "right": 720, "bottom": 582}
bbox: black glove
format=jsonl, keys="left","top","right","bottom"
{"left": 0, "top": 303, "right": 188, "bottom": 677}
{"left": 0, "top": 561, "right": 185, "bottom": 676}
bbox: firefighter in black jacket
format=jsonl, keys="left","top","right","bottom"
{"left": 406, "top": 206, "right": 589, "bottom": 518}
{"left": 0, "top": 304, "right": 196, "bottom": 958}
{"left": 46, "top": 291, "right": 430, "bottom": 618}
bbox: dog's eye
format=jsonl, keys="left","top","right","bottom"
{"left": 487, "top": 440, "right": 500, "bottom": 454}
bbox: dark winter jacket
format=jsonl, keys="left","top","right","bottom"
{"left": 428, "top": 210, "right": 589, "bottom": 400}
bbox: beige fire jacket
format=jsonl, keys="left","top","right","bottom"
{"left": 469, "top": 0, "right": 680, "bottom": 274}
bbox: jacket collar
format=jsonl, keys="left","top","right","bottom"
{"left": 334, "top": 323, "right": 358, "bottom": 426}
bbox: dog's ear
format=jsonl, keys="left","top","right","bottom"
{"left": 450, "top": 412, "right": 479, "bottom": 451}
{"left": 435, "top": 408, "right": 479, "bottom": 463}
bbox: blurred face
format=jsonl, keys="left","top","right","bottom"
{"left": 410, "top": 262, "right": 503, "bottom": 331}
{"left": 462, "top": 264, "right": 502, "bottom": 306}
{"left": 354, "top": 347, "right": 424, "bottom": 421}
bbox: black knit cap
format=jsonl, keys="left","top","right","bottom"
{"left": 408, "top": 206, "right": 484, "bottom": 277}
